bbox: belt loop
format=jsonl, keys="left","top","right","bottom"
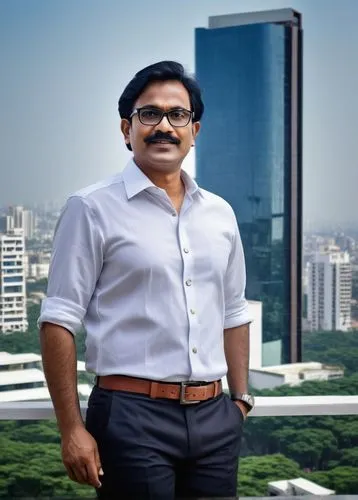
{"left": 149, "top": 382, "right": 159, "bottom": 399}
{"left": 213, "top": 380, "right": 219, "bottom": 398}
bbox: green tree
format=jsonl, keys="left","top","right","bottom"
{"left": 340, "top": 448, "right": 358, "bottom": 467}
{"left": 308, "top": 466, "right": 358, "bottom": 494}
{"left": 0, "top": 436, "right": 93, "bottom": 498}
{"left": 272, "top": 428, "right": 338, "bottom": 470}
{"left": 331, "top": 466, "right": 358, "bottom": 493}
{"left": 303, "top": 330, "right": 358, "bottom": 375}
{"left": 238, "top": 454, "right": 301, "bottom": 497}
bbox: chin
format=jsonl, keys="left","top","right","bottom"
{"left": 148, "top": 152, "right": 183, "bottom": 166}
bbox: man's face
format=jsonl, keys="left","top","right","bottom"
{"left": 121, "top": 80, "right": 200, "bottom": 172}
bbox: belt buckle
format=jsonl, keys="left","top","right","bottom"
{"left": 180, "top": 381, "right": 201, "bottom": 405}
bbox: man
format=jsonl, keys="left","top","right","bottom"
{"left": 39, "top": 60, "right": 254, "bottom": 499}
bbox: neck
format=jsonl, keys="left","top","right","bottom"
{"left": 134, "top": 159, "right": 184, "bottom": 200}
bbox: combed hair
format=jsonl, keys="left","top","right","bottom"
{"left": 118, "top": 60, "right": 204, "bottom": 124}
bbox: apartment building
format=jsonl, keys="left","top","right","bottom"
{"left": 307, "top": 250, "right": 352, "bottom": 331}
{"left": 0, "top": 229, "right": 28, "bottom": 333}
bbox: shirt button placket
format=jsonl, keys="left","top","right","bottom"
{"left": 178, "top": 214, "right": 199, "bottom": 376}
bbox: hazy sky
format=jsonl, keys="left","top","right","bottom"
{"left": 1, "top": 0, "right": 357, "bottom": 229}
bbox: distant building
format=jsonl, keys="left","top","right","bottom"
{"left": 8, "top": 206, "right": 35, "bottom": 240}
{"left": 25, "top": 250, "right": 51, "bottom": 279}
{"left": 268, "top": 477, "right": 335, "bottom": 496}
{"left": 249, "top": 362, "right": 344, "bottom": 390}
{"left": 0, "top": 215, "right": 14, "bottom": 233}
{"left": 0, "top": 229, "right": 28, "bottom": 333}
{"left": 0, "top": 351, "right": 91, "bottom": 402}
{"left": 8, "top": 206, "right": 24, "bottom": 229}
{"left": 27, "top": 262, "right": 50, "bottom": 280}
{"left": 27, "top": 291, "right": 46, "bottom": 306}
{"left": 0, "top": 351, "right": 42, "bottom": 371}
{"left": 195, "top": 8, "right": 303, "bottom": 365}
{"left": 22, "top": 209, "right": 35, "bottom": 240}
{"left": 307, "top": 250, "right": 352, "bottom": 331}
{"left": 335, "top": 232, "right": 356, "bottom": 253}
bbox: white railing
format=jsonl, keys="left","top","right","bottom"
{"left": 0, "top": 395, "right": 358, "bottom": 420}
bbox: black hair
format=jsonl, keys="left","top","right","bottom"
{"left": 118, "top": 61, "right": 204, "bottom": 151}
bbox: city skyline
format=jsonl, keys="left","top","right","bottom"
{"left": 1, "top": 0, "right": 358, "bottom": 229}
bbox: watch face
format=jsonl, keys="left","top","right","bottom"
{"left": 231, "top": 393, "right": 255, "bottom": 409}
{"left": 247, "top": 394, "right": 255, "bottom": 406}
{"left": 242, "top": 394, "right": 254, "bottom": 408}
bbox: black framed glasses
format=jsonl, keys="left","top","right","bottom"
{"left": 130, "top": 107, "right": 194, "bottom": 127}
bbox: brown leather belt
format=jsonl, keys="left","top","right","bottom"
{"left": 97, "top": 375, "right": 222, "bottom": 405}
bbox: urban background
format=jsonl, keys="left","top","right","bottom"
{"left": 0, "top": 0, "right": 358, "bottom": 497}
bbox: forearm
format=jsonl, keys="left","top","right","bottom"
{"left": 40, "top": 322, "right": 83, "bottom": 435}
{"left": 224, "top": 323, "right": 250, "bottom": 394}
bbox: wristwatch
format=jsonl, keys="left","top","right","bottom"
{"left": 230, "top": 392, "right": 255, "bottom": 412}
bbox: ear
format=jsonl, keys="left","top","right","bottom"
{"left": 121, "top": 119, "right": 131, "bottom": 146}
{"left": 191, "top": 121, "right": 201, "bottom": 145}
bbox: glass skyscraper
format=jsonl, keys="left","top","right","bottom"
{"left": 195, "top": 9, "right": 303, "bottom": 365}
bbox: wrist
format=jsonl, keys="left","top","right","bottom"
{"left": 230, "top": 392, "right": 255, "bottom": 412}
{"left": 233, "top": 400, "right": 249, "bottom": 419}
{"left": 58, "top": 415, "right": 84, "bottom": 436}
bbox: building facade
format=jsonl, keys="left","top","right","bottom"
{"left": 0, "top": 229, "right": 28, "bottom": 333}
{"left": 249, "top": 361, "right": 344, "bottom": 390}
{"left": 307, "top": 251, "right": 352, "bottom": 331}
{"left": 195, "top": 9, "right": 303, "bottom": 365}
{"left": 0, "top": 351, "right": 91, "bottom": 402}
{"left": 7, "top": 206, "right": 35, "bottom": 240}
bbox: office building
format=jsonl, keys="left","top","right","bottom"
{"left": 0, "top": 229, "right": 28, "bottom": 333}
{"left": 307, "top": 250, "right": 352, "bottom": 331}
{"left": 195, "top": 9, "right": 303, "bottom": 365}
{"left": 8, "top": 205, "right": 35, "bottom": 240}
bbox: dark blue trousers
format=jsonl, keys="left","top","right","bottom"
{"left": 85, "top": 385, "right": 244, "bottom": 499}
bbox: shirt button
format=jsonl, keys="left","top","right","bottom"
{"left": 190, "top": 309, "right": 196, "bottom": 315}
{"left": 183, "top": 248, "right": 189, "bottom": 253}
{"left": 185, "top": 279, "right": 192, "bottom": 286}
{"left": 172, "top": 212, "right": 177, "bottom": 217}
{"left": 192, "top": 347, "right": 198, "bottom": 354}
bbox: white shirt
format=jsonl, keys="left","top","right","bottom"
{"left": 38, "top": 159, "right": 251, "bottom": 382}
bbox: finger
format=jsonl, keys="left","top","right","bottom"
{"left": 69, "top": 464, "right": 89, "bottom": 484}
{"left": 94, "top": 446, "right": 104, "bottom": 477}
{"left": 65, "top": 465, "right": 77, "bottom": 483}
{"left": 86, "top": 458, "right": 102, "bottom": 488}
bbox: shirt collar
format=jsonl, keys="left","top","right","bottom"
{"left": 122, "top": 158, "right": 205, "bottom": 200}
{"left": 122, "top": 159, "right": 155, "bottom": 199}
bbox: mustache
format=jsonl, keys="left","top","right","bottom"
{"left": 144, "top": 132, "right": 180, "bottom": 145}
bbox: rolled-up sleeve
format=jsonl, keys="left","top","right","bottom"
{"left": 224, "top": 214, "right": 252, "bottom": 329}
{"left": 38, "top": 196, "right": 104, "bottom": 335}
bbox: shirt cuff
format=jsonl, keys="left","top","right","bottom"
{"left": 38, "top": 296, "right": 86, "bottom": 335}
{"left": 224, "top": 306, "right": 252, "bottom": 329}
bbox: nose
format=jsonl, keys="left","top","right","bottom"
{"left": 154, "top": 113, "right": 174, "bottom": 132}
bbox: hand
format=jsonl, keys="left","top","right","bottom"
{"left": 61, "top": 424, "right": 104, "bottom": 488}
{"left": 233, "top": 399, "right": 249, "bottom": 421}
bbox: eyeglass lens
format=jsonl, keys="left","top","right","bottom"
{"left": 139, "top": 108, "right": 191, "bottom": 127}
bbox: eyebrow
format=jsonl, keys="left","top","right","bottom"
{"left": 140, "top": 105, "right": 189, "bottom": 110}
